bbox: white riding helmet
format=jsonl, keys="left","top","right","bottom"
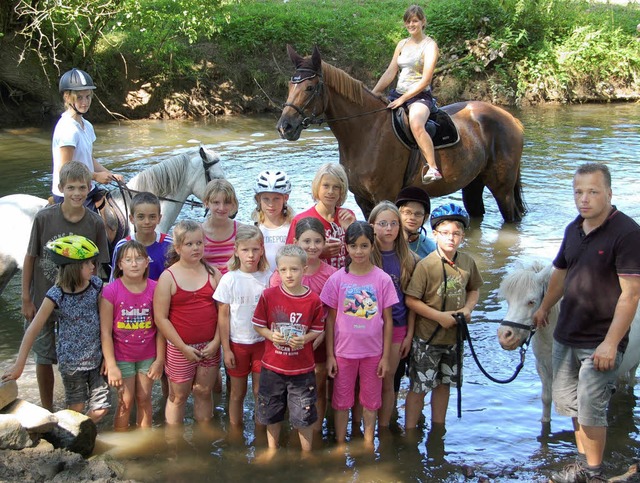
{"left": 254, "top": 170, "right": 292, "bottom": 195}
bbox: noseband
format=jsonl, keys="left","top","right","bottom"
{"left": 282, "top": 68, "right": 326, "bottom": 128}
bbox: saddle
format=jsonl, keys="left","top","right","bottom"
{"left": 95, "top": 190, "right": 130, "bottom": 259}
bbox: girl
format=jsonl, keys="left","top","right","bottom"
{"left": 213, "top": 225, "right": 270, "bottom": 427}
{"left": 153, "top": 220, "right": 222, "bottom": 425}
{"left": 252, "top": 169, "right": 295, "bottom": 277}
{"left": 2, "top": 235, "right": 109, "bottom": 423}
{"left": 52, "top": 68, "right": 123, "bottom": 211}
{"left": 202, "top": 179, "right": 245, "bottom": 275}
{"left": 270, "top": 217, "right": 336, "bottom": 433}
{"left": 320, "top": 222, "right": 397, "bottom": 443}
{"left": 372, "top": 5, "right": 441, "bottom": 184}
{"left": 368, "top": 201, "right": 419, "bottom": 427}
{"left": 286, "top": 163, "right": 356, "bottom": 269}
{"left": 101, "top": 240, "right": 164, "bottom": 430}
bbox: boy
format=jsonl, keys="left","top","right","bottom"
{"left": 22, "top": 161, "right": 109, "bottom": 410}
{"left": 110, "top": 191, "right": 172, "bottom": 281}
{"left": 404, "top": 203, "right": 483, "bottom": 430}
{"left": 252, "top": 245, "right": 324, "bottom": 451}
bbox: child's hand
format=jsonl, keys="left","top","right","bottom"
{"left": 377, "top": 357, "right": 390, "bottom": 379}
{"left": 271, "top": 331, "right": 286, "bottom": 345}
{"left": 457, "top": 307, "right": 472, "bottom": 323}
{"left": 147, "top": 360, "right": 164, "bottom": 380}
{"left": 201, "top": 340, "right": 218, "bottom": 360}
{"left": 323, "top": 239, "right": 342, "bottom": 258}
{"left": 224, "top": 350, "right": 236, "bottom": 369}
{"left": 338, "top": 210, "right": 356, "bottom": 229}
{"left": 312, "top": 331, "right": 325, "bottom": 351}
{"left": 326, "top": 356, "right": 338, "bottom": 378}
{"left": 182, "top": 345, "right": 203, "bottom": 362}
{"left": 439, "top": 312, "right": 458, "bottom": 329}
{"left": 288, "top": 335, "right": 305, "bottom": 351}
{"left": 107, "top": 366, "right": 123, "bottom": 387}
{"left": 400, "top": 336, "right": 412, "bottom": 359}
{"left": 21, "top": 299, "right": 36, "bottom": 322}
{"left": 1, "top": 364, "right": 23, "bottom": 382}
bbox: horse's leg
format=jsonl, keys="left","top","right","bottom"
{"left": 0, "top": 254, "right": 18, "bottom": 296}
{"left": 462, "top": 177, "right": 485, "bottom": 218}
{"left": 354, "top": 194, "right": 375, "bottom": 220}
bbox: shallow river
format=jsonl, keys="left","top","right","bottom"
{"left": 0, "top": 103, "right": 639, "bottom": 482}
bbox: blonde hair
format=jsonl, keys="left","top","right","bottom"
{"left": 368, "top": 201, "right": 417, "bottom": 290}
{"left": 63, "top": 90, "right": 93, "bottom": 110}
{"left": 311, "top": 163, "right": 349, "bottom": 207}
{"left": 166, "top": 220, "right": 217, "bottom": 276}
{"left": 276, "top": 244, "right": 307, "bottom": 267}
{"left": 251, "top": 193, "right": 295, "bottom": 225}
{"left": 228, "top": 224, "right": 269, "bottom": 272}
{"left": 112, "top": 240, "right": 150, "bottom": 280}
{"left": 203, "top": 179, "right": 238, "bottom": 218}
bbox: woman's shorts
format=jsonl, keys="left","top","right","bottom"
{"left": 165, "top": 341, "right": 220, "bottom": 384}
{"left": 226, "top": 341, "right": 264, "bottom": 378}
{"left": 388, "top": 88, "right": 436, "bottom": 111}
{"left": 116, "top": 358, "right": 155, "bottom": 379}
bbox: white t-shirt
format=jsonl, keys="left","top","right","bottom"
{"left": 258, "top": 223, "right": 290, "bottom": 276}
{"left": 213, "top": 269, "right": 270, "bottom": 344}
{"left": 51, "top": 111, "right": 97, "bottom": 196}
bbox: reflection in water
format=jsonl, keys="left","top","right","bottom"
{"left": 1, "top": 104, "right": 639, "bottom": 481}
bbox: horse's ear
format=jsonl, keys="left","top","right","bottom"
{"left": 311, "top": 45, "right": 322, "bottom": 72}
{"left": 287, "top": 44, "right": 305, "bottom": 68}
{"left": 199, "top": 145, "right": 206, "bottom": 160}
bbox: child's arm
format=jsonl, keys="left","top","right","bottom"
{"left": 148, "top": 332, "right": 165, "bottom": 380}
{"left": 400, "top": 309, "right": 416, "bottom": 358}
{"left": 325, "top": 308, "right": 338, "bottom": 378}
{"left": 218, "top": 303, "right": 235, "bottom": 369}
{"left": 458, "top": 289, "right": 480, "bottom": 323}
{"left": 1, "top": 298, "right": 56, "bottom": 381}
{"left": 406, "top": 295, "right": 457, "bottom": 329}
{"left": 21, "top": 254, "right": 36, "bottom": 321}
{"left": 377, "top": 306, "right": 394, "bottom": 379}
{"left": 254, "top": 325, "right": 287, "bottom": 346}
{"left": 203, "top": 305, "right": 221, "bottom": 360}
{"left": 99, "top": 296, "right": 122, "bottom": 386}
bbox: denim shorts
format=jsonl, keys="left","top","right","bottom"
{"left": 116, "top": 358, "right": 155, "bottom": 379}
{"left": 409, "top": 338, "right": 461, "bottom": 393}
{"left": 25, "top": 315, "right": 57, "bottom": 365}
{"left": 256, "top": 368, "right": 317, "bottom": 428}
{"left": 61, "top": 366, "right": 110, "bottom": 411}
{"left": 552, "top": 341, "right": 621, "bottom": 427}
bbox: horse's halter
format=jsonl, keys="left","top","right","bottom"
{"left": 500, "top": 284, "right": 546, "bottom": 349}
{"left": 202, "top": 156, "right": 219, "bottom": 185}
{"left": 282, "top": 68, "right": 326, "bottom": 128}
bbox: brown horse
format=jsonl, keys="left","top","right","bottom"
{"left": 276, "top": 46, "right": 526, "bottom": 222}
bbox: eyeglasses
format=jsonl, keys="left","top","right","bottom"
{"left": 122, "top": 256, "right": 148, "bottom": 265}
{"left": 435, "top": 230, "right": 463, "bottom": 239}
{"left": 399, "top": 209, "right": 425, "bottom": 218}
{"left": 375, "top": 220, "right": 400, "bottom": 228}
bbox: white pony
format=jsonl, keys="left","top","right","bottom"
{"left": 0, "top": 146, "right": 223, "bottom": 295}
{"left": 497, "top": 261, "right": 640, "bottom": 424}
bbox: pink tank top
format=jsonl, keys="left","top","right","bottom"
{"left": 167, "top": 269, "right": 217, "bottom": 344}
{"left": 203, "top": 221, "right": 237, "bottom": 275}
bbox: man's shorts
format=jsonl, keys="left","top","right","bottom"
{"left": 226, "top": 341, "right": 263, "bottom": 378}
{"left": 165, "top": 341, "right": 220, "bottom": 384}
{"left": 552, "top": 341, "right": 621, "bottom": 427}
{"left": 256, "top": 368, "right": 317, "bottom": 428}
{"left": 332, "top": 355, "right": 382, "bottom": 411}
{"left": 116, "top": 358, "right": 155, "bottom": 379}
{"left": 61, "top": 366, "right": 110, "bottom": 411}
{"left": 25, "top": 315, "right": 57, "bottom": 365}
{"left": 409, "top": 338, "right": 461, "bottom": 393}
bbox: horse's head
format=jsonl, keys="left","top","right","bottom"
{"left": 193, "top": 146, "right": 224, "bottom": 199}
{"left": 497, "top": 261, "right": 551, "bottom": 351}
{"left": 276, "top": 45, "right": 327, "bottom": 141}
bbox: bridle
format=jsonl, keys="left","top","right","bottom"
{"left": 282, "top": 68, "right": 327, "bottom": 128}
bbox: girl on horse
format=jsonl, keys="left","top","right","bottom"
{"left": 372, "top": 5, "right": 441, "bottom": 184}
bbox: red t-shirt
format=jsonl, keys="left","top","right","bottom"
{"left": 252, "top": 286, "right": 324, "bottom": 375}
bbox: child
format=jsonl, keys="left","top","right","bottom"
{"left": 320, "top": 221, "right": 397, "bottom": 444}
{"left": 252, "top": 170, "right": 295, "bottom": 276}
{"left": 202, "top": 179, "right": 245, "bottom": 275}
{"left": 270, "top": 217, "right": 336, "bottom": 433}
{"left": 286, "top": 163, "right": 356, "bottom": 269}
{"left": 110, "top": 192, "right": 172, "bottom": 282}
{"left": 368, "top": 201, "right": 419, "bottom": 427}
{"left": 3, "top": 235, "right": 110, "bottom": 423}
{"left": 213, "top": 225, "right": 271, "bottom": 428}
{"left": 101, "top": 240, "right": 164, "bottom": 430}
{"left": 52, "top": 68, "right": 123, "bottom": 211}
{"left": 22, "top": 161, "right": 110, "bottom": 411}
{"left": 253, "top": 245, "right": 325, "bottom": 451}
{"left": 404, "top": 203, "right": 483, "bottom": 430}
{"left": 153, "top": 220, "right": 222, "bottom": 425}
{"left": 395, "top": 186, "right": 436, "bottom": 259}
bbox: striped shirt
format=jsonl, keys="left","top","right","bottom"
{"left": 203, "top": 220, "right": 237, "bottom": 275}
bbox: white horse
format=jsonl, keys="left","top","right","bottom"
{"left": 496, "top": 261, "right": 640, "bottom": 424}
{"left": 0, "top": 146, "right": 223, "bottom": 295}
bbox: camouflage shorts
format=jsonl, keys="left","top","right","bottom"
{"left": 408, "top": 338, "right": 462, "bottom": 393}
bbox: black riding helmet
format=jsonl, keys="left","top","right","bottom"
{"left": 394, "top": 186, "right": 431, "bottom": 215}
{"left": 59, "top": 68, "right": 96, "bottom": 93}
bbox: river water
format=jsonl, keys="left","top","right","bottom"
{"left": 0, "top": 104, "right": 639, "bottom": 482}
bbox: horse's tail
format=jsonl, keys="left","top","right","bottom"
{"left": 514, "top": 170, "right": 527, "bottom": 219}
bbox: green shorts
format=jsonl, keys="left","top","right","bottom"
{"left": 116, "top": 358, "right": 155, "bottom": 379}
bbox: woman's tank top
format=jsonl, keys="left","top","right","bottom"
{"left": 167, "top": 269, "right": 217, "bottom": 344}
{"left": 396, "top": 37, "right": 434, "bottom": 94}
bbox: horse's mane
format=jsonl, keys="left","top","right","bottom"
{"left": 499, "top": 260, "right": 551, "bottom": 299}
{"left": 320, "top": 61, "right": 365, "bottom": 106}
{"left": 133, "top": 152, "right": 192, "bottom": 196}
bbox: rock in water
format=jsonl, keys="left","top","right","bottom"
{"left": 3, "top": 398, "right": 58, "bottom": 433}
{"left": 0, "top": 414, "right": 31, "bottom": 450}
{"left": 43, "top": 409, "right": 97, "bottom": 457}
{"left": 0, "top": 380, "right": 18, "bottom": 411}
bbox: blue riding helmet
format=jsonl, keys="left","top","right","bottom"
{"left": 430, "top": 203, "right": 470, "bottom": 230}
